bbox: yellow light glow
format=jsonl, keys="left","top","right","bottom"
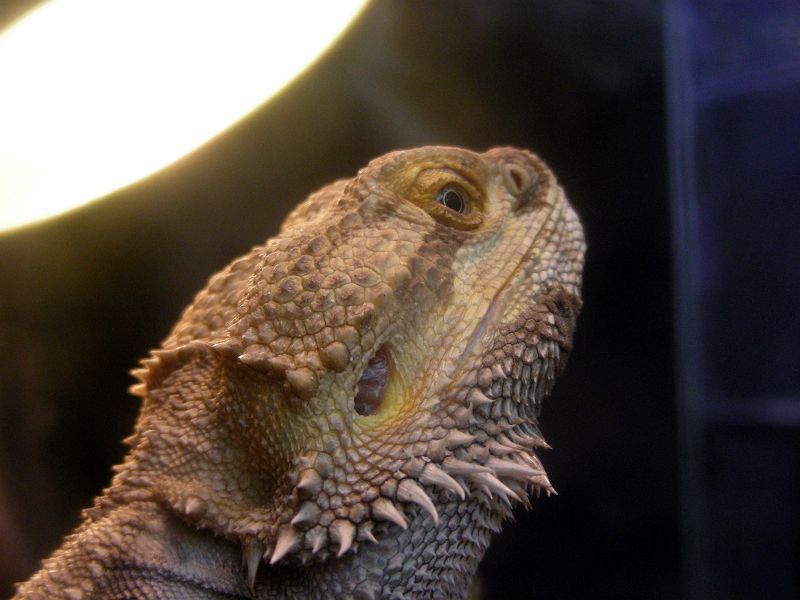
{"left": 0, "top": 0, "right": 367, "bottom": 233}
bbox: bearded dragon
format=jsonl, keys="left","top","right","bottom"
{"left": 13, "top": 146, "right": 584, "bottom": 600}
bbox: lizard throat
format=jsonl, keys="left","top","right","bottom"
{"left": 456, "top": 202, "right": 561, "bottom": 373}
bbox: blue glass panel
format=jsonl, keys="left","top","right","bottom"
{"left": 667, "top": 1, "right": 800, "bottom": 598}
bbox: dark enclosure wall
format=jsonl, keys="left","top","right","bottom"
{"left": 668, "top": 2, "right": 800, "bottom": 599}
{"left": 0, "top": 2, "right": 677, "bottom": 598}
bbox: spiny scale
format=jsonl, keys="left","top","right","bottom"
{"left": 270, "top": 527, "right": 301, "bottom": 564}
{"left": 295, "top": 469, "right": 322, "bottom": 497}
{"left": 310, "top": 529, "right": 326, "bottom": 554}
{"left": 420, "top": 462, "right": 466, "bottom": 500}
{"left": 330, "top": 520, "right": 356, "bottom": 557}
{"left": 442, "top": 456, "right": 491, "bottom": 476}
{"left": 443, "top": 429, "right": 476, "bottom": 448}
{"left": 470, "top": 471, "right": 521, "bottom": 502}
{"left": 467, "top": 388, "right": 494, "bottom": 407}
{"left": 242, "top": 539, "right": 264, "bottom": 590}
{"left": 372, "top": 497, "right": 408, "bottom": 529}
{"left": 291, "top": 501, "right": 321, "bottom": 528}
{"left": 396, "top": 478, "right": 439, "bottom": 525}
{"left": 486, "top": 456, "right": 543, "bottom": 480}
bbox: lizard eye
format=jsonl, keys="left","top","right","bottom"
{"left": 435, "top": 186, "right": 468, "bottom": 214}
{"left": 403, "top": 165, "right": 483, "bottom": 229}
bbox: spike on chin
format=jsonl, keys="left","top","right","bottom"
{"left": 241, "top": 539, "right": 264, "bottom": 591}
{"left": 396, "top": 478, "right": 439, "bottom": 525}
{"left": 372, "top": 497, "right": 408, "bottom": 530}
{"left": 270, "top": 527, "right": 301, "bottom": 564}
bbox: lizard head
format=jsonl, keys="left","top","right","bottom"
{"left": 118, "top": 146, "right": 584, "bottom": 578}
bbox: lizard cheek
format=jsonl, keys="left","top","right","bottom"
{"left": 354, "top": 347, "right": 390, "bottom": 416}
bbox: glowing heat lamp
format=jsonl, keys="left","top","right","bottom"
{"left": 0, "top": 0, "right": 368, "bottom": 233}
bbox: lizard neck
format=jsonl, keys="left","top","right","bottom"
{"left": 254, "top": 491, "right": 505, "bottom": 599}
{"left": 111, "top": 492, "right": 504, "bottom": 600}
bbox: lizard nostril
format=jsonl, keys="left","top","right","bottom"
{"left": 503, "top": 163, "right": 531, "bottom": 195}
{"left": 354, "top": 347, "right": 390, "bottom": 416}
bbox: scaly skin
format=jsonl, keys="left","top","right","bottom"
{"left": 14, "top": 146, "right": 585, "bottom": 600}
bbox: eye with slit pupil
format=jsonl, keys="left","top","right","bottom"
{"left": 436, "top": 186, "right": 467, "bottom": 214}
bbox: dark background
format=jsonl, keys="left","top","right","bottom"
{"left": 0, "top": 1, "right": 677, "bottom": 598}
